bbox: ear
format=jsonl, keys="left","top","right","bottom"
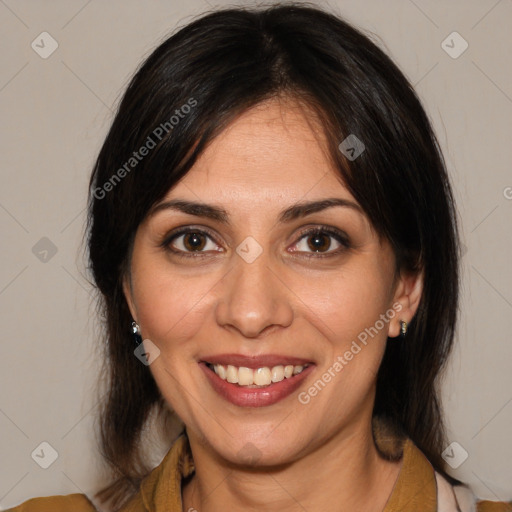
{"left": 388, "top": 269, "right": 423, "bottom": 338}
{"left": 122, "top": 272, "right": 137, "bottom": 322}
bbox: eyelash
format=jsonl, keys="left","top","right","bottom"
{"left": 159, "top": 225, "right": 351, "bottom": 260}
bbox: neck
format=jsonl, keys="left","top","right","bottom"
{"left": 182, "top": 418, "right": 402, "bottom": 512}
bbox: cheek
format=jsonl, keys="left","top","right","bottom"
{"left": 295, "top": 272, "right": 391, "bottom": 413}
{"left": 299, "top": 266, "right": 392, "bottom": 346}
{"left": 131, "top": 262, "right": 221, "bottom": 351}
{"left": 294, "top": 265, "right": 394, "bottom": 407}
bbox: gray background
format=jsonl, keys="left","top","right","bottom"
{"left": 1, "top": 0, "right": 511, "bottom": 508}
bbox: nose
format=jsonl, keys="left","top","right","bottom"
{"left": 214, "top": 248, "right": 294, "bottom": 339}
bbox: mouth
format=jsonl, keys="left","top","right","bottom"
{"left": 199, "top": 357, "right": 315, "bottom": 407}
{"left": 204, "top": 362, "right": 311, "bottom": 388}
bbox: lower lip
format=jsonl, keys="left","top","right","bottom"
{"left": 199, "top": 362, "right": 315, "bottom": 408}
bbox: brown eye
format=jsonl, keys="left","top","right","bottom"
{"left": 290, "top": 227, "right": 350, "bottom": 257}
{"left": 163, "top": 227, "right": 222, "bottom": 256}
{"left": 182, "top": 232, "right": 207, "bottom": 251}
{"left": 306, "top": 232, "right": 332, "bottom": 252}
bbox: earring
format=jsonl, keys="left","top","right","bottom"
{"left": 399, "top": 320, "right": 408, "bottom": 337}
{"left": 131, "top": 321, "right": 142, "bottom": 345}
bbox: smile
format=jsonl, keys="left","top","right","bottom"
{"left": 206, "top": 363, "right": 310, "bottom": 387}
{"left": 200, "top": 360, "right": 315, "bottom": 407}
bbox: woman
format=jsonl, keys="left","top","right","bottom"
{"left": 8, "top": 3, "right": 511, "bottom": 512}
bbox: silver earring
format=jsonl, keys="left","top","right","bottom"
{"left": 131, "top": 321, "right": 142, "bottom": 345}
{"left": 399, "top": 320, "right": 408, "bottom": 337}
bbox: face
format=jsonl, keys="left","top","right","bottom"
{"left": 123, "top": 98, "right": 419, "bottom": 466}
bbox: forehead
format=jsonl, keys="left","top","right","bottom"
{"left": 169, "top": 98, "right": 352, "bottom": 205}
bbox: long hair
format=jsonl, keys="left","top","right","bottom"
{"left": 86, "top": 3, "right": 460, "bottom": 509}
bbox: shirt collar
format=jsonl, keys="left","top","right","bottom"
{"left": 382, "top": 437, "right": 437, "bottom": 512}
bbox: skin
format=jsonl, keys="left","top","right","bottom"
{"left": 123, "top": 98, "right": 423, "bottom": 512}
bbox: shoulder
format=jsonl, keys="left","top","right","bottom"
{"left": 5, "top": 493, "right": 97, "bottom": 512}
{"left": 476, "top": 500, "right": 512, "bottom": 512}
{"left": 436, "top": 471, "right": 512, "bottom": 512}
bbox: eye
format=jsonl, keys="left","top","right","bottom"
{"left": 162, "top": 227, "right": 222, "bottom": 257}
{"left": 160, "top": 225, "right": 350, "bottom": 260}
{"left": 289, "top": 226, "right": 350, "bottom": 257}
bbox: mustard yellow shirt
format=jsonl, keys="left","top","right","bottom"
{"left": 7, "top": 427, "right": 512, "bottom": 512}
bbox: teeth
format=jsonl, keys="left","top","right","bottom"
{"left": 216, "top": 364, "right": 227, "bottom": 380}
{"left": 211, "top": 363, "right": 308, "bottom": 387}
{"left": 271, "top": 365, "right": 284, "bottom": 382}
{"left": 238, "top": 366, "right": 253, "bottom": 386}
{"left": 226, "top": 365, "right": 238, "bottom": 384}
{"left": 292, "top": 365, "right": 303, "bottom": 375}
{"left": 254, "top": 367, "right": 271, "bottom": 386}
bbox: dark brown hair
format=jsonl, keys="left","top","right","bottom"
{"left": 87, "top": 3, "right": 461, "bottom": 509}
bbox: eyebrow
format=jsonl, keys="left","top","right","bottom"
{"left": 148, "top": 197, "right": 363, "bottom": 224}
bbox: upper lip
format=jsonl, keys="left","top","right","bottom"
{"left": 201, "top": 353, "right": 314, "bottom": 369}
